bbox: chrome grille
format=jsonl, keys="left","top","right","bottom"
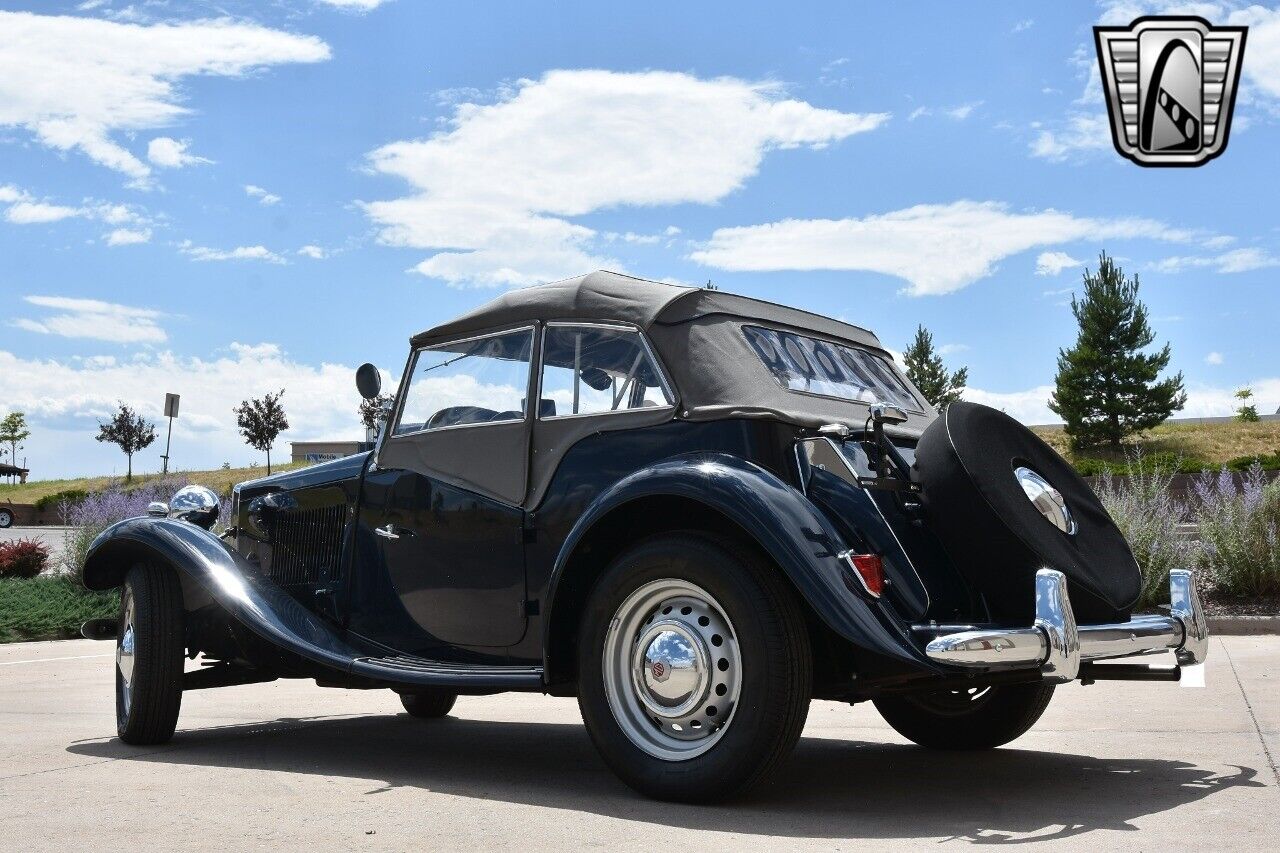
{"left": 267, "top": 504, "right": 346, "bottom": 587}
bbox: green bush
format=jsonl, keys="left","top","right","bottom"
{"left": 1093, "top": 454, "right": 1198, "bottom": 609}
{"left": 1193, "top": 467, "right": 1280, "bottom": 598}
{"left": 1225, "top": 452, "right": 1280, "bottom": 472}
{"left": 1075, "top": 451, "right": 1210, "bottom": 478}
{"left": 0, "top": 576, "right": 118, "bottom": 642}
{"left": 33, "top": 488, "right": 89, "bottom": 513}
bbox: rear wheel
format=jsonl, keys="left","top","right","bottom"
{"left": 873, "top": 682, "right": 1054, "bottom": 750}
{"left": 399, "top": 691, "right": 457, "bottom": 719}
{"left": 116, "top": 563, "right": 185, "bottom": 745}
{"left": 577, "top": 533, "right": 811, "bottom": 803}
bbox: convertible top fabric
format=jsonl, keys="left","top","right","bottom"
{"left": 412, "top": 270, "right": 935, "bottom": 434}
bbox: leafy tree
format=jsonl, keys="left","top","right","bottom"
{"left": 95, "top": 403, "right": 156, "bottom": 482}
{"left": 0, "top": 411, "right": 30, "bottom": 482}
{"left": 358, "top": 393, "right": 393, "bottom": 434}
{"left": 1235, "top": 387, "right": 1260, "bottom": 423}
{"left": 234, "top": 389, "right": 289, "bottom": 474}
{"left": 902, "top": 325, "right": 969, "bottom": 410}
{"left": 1049, "top": 253, "right": 1186, "bottom": 451}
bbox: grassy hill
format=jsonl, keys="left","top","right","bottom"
{"left": 0, "top": 461, "right": 312, "bottom": 505}
{"left": 1031, "top": 419, "right": 1280, "bottom": 474}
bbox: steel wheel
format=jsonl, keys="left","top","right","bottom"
{"left": 602, "top": 578, "right": 743, "bottom": 761}
{"left": 115, "top": 590, "right": 137, "bottom": 721}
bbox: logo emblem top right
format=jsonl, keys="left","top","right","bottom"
{"left": 1095, "top": 16, "right": 1247, "bottom": 167}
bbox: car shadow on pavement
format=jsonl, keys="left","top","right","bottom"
{"left": 68, "top": 712, "right": 1263, "bottom": 844}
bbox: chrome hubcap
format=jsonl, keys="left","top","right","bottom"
{"left": 117, "top": 595, "right": 136, "bottom": 715}
{"left": 603, "top": 579, "right": 741, "bottom": 761}
{"left": 1014, "top": 466, "right": 1077, "bottom": 535}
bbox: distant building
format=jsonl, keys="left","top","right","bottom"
{"left": 0, "top": 463, "right": 29, "bottom": 484}
{"left": 290, "top": 440, "right": 371, "bottom": 464}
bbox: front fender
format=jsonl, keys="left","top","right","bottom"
{"left": 547, "top": 452, "right": 938, "bottom": 671}
{"left": 83, "top": 516, "right": 356, "bottom": 671}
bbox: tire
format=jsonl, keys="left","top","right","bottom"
{"left": 577, "top": 533, "right": 811, "bottom": 803}
{"left": 399, "top": 691, "right": 457, "bottom": 718}
{"left": 0, "top": 508, "right": 13, "bottom": 528}
{"left": 873, "top": 682, "right": 1055, "bottom": 750}
{"left": 116, "top": 563, "right": 185, "bottom": 745}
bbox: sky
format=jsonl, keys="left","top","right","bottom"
{"left": 1, "top": 0, "right": 1278, "bottom": 480}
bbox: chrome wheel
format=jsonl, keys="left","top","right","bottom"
{"left": 602, "top": 578, "right": 742, "bottom": 761}
{"left": 116, "top": 591, "right": 136, "bottom": 717}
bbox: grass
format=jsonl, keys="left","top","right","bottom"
{"left": 1032, "top": 419, "right": 1280, "bottom": 473}
{"left": 0, "top": 576, "right": 118, "bottom": 642}
{"left": 0, "top": 460, "right": 312, "bottom": 505}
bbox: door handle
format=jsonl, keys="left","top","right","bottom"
{"left": 375, "top": 523, "right": 401, "bottom": 540}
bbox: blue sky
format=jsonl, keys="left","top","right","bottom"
{"left": 2, "top": 0, "right": 1278, "bottom": 480}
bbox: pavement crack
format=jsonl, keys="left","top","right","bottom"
{"left": 1221, "top": 639, "right": 1280, "bottom": 790}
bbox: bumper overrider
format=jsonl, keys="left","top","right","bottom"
{"left": 919, "top": 569, "right": 1209, "bottom": 683}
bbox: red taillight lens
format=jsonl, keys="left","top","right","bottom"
{"left": 844, "top": 553, "right": 885, "bottom": 597}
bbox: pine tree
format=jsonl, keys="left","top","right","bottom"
{"left": 95, "top": 403, "right": 156, "bottom": 482}
{"left": 1049, "top": 253, "right": 1186, "bottom": 451}
{"left": 902, "top": 325, "right": 968, "bottom": 410}
{"left": 234, "top": 389, "right": 289, "bottom": 474}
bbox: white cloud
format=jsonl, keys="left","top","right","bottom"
{"left": 1206, "top": 351, "right": 1224, "bottom": 365}
{"left": 0, "top": 343, "right": 383, "bottom": 478}
{"left": 963, "top": 384, "right": 1059, "bottom": 424}
{"left": 1154, "top": 247, "right": 1280, "bottom": 274}
{"left": 0, "top": 184, "right": 31, "bottom": 203}
{"left": 317, "top": 0, "right": 392, "bottom": 11}
{"left": 4, "top": 201, "right": 84, "bottom": 224}
{"left": 908, "top": 106, "right": 930, "bottom": 121}
{"left": 1012, "top": 19, "right": 1035, "bottom": 33}
{"left": 1035, "top": 250, "right": 1084, "bottom": 276}
{"left": 0, "top": 11, "right": 330, "bottom": 183}
{"left": 244, "top": 184, "right": 282, "bottom": 205}
{"left": 363, "top": 69, "right": 890, "bottom": 287}
{"left": 105, "top": 227, "right": 152, "bottom": 245}
{"left": 12, "top": 295, "right": 166, "bottom": 344}
{"left": 179, "top": 240, "right": 286, "bottom": 264}
{"left": 297, "top": 244, "right": 327, "bottom": 259}
{"left": 147, "top": 136, "right": 211, "bottom": 168}
{"left": 938, "top": 343, "right": 969, "bottom": 356}
{"left": 691, "top": 200, "right": 1194, "bottom": 295}
{"left": 1029, "top": 113, "right": 1111, "bottom": 161}
{"left": 945, "top": 102, "right": 981, "bottom": 120}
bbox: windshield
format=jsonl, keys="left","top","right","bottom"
{"left": 742, "top": 325, "right": 923, "bottom": 412}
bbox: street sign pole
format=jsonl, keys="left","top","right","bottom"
{"left": 162, "top": 393, "right": 180, "bottom": 474}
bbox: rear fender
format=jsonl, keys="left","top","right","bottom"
{"left": 545, "top": 452, "right": 938, "bottom": 673}
{"left": 83, "top": 516, "right": 356, "bottom": 670}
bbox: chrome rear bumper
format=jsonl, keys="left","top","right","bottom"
{"left": 921, "top": 569, "right": 1208, "bottom": 683}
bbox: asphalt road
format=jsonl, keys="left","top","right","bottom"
{"left": 0, "top": 526, "right": 71, "bottom": 566}
{"left": 1, "top": 637, "right": 1276, "bottom": 850}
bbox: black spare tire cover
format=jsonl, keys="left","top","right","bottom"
{"left": 914, "top": 401, "right": 1140, "bottom": 623}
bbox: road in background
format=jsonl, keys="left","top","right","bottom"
{"left": 0, "top": 526, "right": 71, "bottom": 567}
{"left": 0, "top": 637, "right": 1275, "bottom": 850}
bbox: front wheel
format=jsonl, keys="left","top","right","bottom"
{"left": 116, "top": 563, "right": 185, "bottom": 745}
{"left": 577, "top": 533, "right": 811, "bottom": 803}
{"left": 873, "top": 682, "right": 1055, "bottom": 750}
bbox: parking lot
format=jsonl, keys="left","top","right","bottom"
{"left": 0, "top": 526, "right": 70, "bottom": 566}
{"left": 0, "top": 636, "right": 1275, "bottom": 850}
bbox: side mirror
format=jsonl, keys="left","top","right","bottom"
{"left": 869, "top": 403, "right": 909, "bottom": 425}
{"left": 356, "top": 363, "right": 381, "bottom": 400}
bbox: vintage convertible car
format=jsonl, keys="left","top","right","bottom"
{"left": 82, "top": 270, "right": 1207, "bottom": 802}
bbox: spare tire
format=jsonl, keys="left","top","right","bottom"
{"left": 914, "top": 402, "right": 1140, "bottom": 624}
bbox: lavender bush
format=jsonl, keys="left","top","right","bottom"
{"left": 1193, "top": 464, "right": 1280, "bottom": 598}
{"left": 1093, "top": 452, "right": 1199, "bottom": 609}
{"left": 58, "top": 475, "right": 191, "bottom": 576}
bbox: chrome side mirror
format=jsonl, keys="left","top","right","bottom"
{"left": 869, "top": 403, "right": 909, "bottom": 425}
{"left": 146, "top": 502, "right": 168, "bottom": 518}
{"left": 356, "top": 362, "right": 382, "bottom": 400}
{"left": 168, "top": 485, "right": 220, "bottom": 530}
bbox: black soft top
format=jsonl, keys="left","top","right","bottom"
{"left": 412, "top": 270, "right": 933, "bottom": 434}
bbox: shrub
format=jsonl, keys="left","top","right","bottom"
{"left": 34, "top": 488, "right": 89, "bottom": 513}
{"left": 1225, "top": 452, "right": 1280, "bottom": 472}
{"left": 1093, "top": 452, "right": 1199, "bottom": 609}
{"left": 0, "top": 576, "right": 118, "bottom": 642}
{"left": 1192, "top": 465, "right": 1280, "bottom": 598}
{"left": 0, "top": 538, "right": 50, "bottom": 579}
{"left": 1075, "top": 451, "right": 1210, "bottom": 478}
{"left": 59, "top": 475, "right": 190, "bottom": 576}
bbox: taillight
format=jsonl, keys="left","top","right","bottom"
{"left": 842, "top": 552, "right": 885, "bottom": 597}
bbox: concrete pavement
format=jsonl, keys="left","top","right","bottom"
{"left": 0, "top": 636, "right": 1276, "bottom": 850}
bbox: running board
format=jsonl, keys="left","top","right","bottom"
{"left": 351, "top": 655, "right": 543, "bottom": 690}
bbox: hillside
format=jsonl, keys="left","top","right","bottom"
{"left": 1031, "top": 419, "right": 1280, "bottom": 473}
{"left": 0, "top": 461, "right": 312, "bottom": 505}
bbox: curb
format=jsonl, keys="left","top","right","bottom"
{"left": 1207, "top": 616, "right": 1280, "bottom": 636}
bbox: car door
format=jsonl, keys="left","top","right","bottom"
{"left": 348, "top": 327, "right": 535, "bottom": 654}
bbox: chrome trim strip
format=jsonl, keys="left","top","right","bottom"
{"left": 923, "top": 568, "right": 1209, "bottom": 679}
